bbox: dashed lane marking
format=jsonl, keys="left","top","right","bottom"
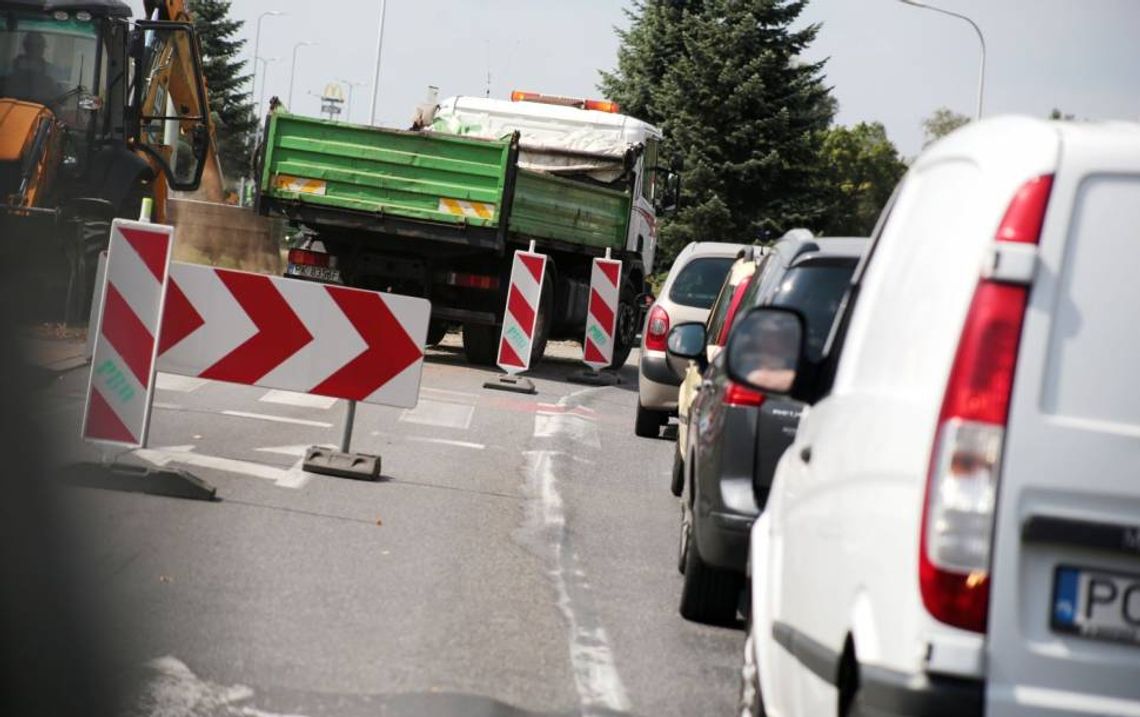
{"left": 258, "top": 389, "right": 338, "bottom": 410}
{"left": 399, "top": 398, "right": 475, "bottom": 430}
{"left": 221, "top": 410, "right": 333, "bottom": 428}
{"left": 156, "top": 373, "right": 209, "bottom": 393}
{"left": 404, "top": 436, "right": 486, "bottom": 450}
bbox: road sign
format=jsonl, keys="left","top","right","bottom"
{"left": 157, "top": 264, "right": 430, "bottom": 408}
{"left": 82, "top": 220, "right": 173, "bottom": 448}
{"left": 582, "top": 256, "right": 622, "bottom": 370}
{"left": 496, "top": 249, "right": 547, "bottom": 374}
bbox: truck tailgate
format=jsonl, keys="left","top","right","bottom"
{"left": 261, "top": 112, "right": 511, "bottom": 229}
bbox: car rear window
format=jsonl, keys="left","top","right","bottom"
{"left": 769, "top": 263, "right": 857, "bottom": 361}
{"left": 668, "top": 257, "right": 735, "bottom": 309}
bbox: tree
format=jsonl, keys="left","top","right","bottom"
{"left": 817, "top": 122, "right": 907, "bottom": 236}
{"left": 921, "top": 106, "right": 970, "bottom": 147}
{"left": 1049, "top": 108, "right": 1075, "bottom": 121}
{"left": 188, "top": 0, "right": 254, "bottom": 186}
{"left": 601, "top": 0, "right": 836, "bottom": 269}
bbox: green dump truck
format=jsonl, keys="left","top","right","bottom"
{"left": 256, "top": 92, "right": 675, "bottom": 367}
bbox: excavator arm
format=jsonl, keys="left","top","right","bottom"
{"left": 139, "top": 0, "right": 225, "bottom": 203}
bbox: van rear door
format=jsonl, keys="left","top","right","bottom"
{"left": 988, "top": 126, "right": 1140, "bottom": 716}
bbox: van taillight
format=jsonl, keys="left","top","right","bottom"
{"left": 644, "top": 305, "right": 670, "bottom": 352}
{"left": 288, "top": 248, "right": 334, "bottom": 268}
{"left": 919, "top": 174, "right": 1052, "bottom": 634}
{"left": 725, "top": 381, "right": 765, "bottom": 407}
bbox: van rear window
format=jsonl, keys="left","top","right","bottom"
{"left": 669, "top": 257, "right": 735, "bottom": 309}
{"left": 769, "top": 263, "right": 857, "bottom": 361}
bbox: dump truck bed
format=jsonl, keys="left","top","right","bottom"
{"left": 259, "top": 112, "right": 631, "bottom": 251}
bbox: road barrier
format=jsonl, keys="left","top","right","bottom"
{"left": 485, "top": 242, "right": 547, "bottom": 395}
{"left": 82, "top": 220, "right": 172, "bottom": 448}
{"left": 76, "top": 219, "right": 431, "bottom": 497}
{"left": 568, "top": 250, "right": 623, "bottom": 387}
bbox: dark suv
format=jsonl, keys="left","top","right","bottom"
{"left": 666, "top": 232, "right": 867, "bottom": 624}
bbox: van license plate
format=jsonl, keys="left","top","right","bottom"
{"left": 1052, "top": 566, "right": 1140, "bottom": 647}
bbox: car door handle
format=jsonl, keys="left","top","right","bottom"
{"left": 799, "top": 445, "right": 812, "bottom": 463}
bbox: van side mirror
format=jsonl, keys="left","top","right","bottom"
{"left": 725, "top": 308, "right": 806, "bottom": 396}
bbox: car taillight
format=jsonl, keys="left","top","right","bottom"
{"left": 644, "top": 305, "right": 670, "bottom": 352}
{"left": 288, "top": 247, "right": 334, "bottom": 268}
{"left": 724, "top": 381, "right": 765, "bottom": 407}
{"left": 919, "top": 174, "right": 1053, "bottom": 634}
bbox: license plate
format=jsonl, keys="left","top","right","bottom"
{"left": 1052, "top": 565, "right": 1140, "bottom": 647}
{"left": 286, "top": 264, "right": 342, "bottom": 283}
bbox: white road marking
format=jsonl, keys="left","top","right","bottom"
{"left": 399, "top": 398, "right": 475, "bottom": 430}
{"left": 156, "top": 373, "right": 209, "bottom": 393}
{"left": 135, "top": 656, "right": 309, "bottom": 717}
{"left": 135, "top": 446, "right": 285, "bottom": 482}
{"left": 421, "top": 387, "right": 479, "bottom": 402}
{"left": 405, "top": 436, "right": 486, "bottom": 450}
{"left": 534, "top": 412, "right": 601, "bottom": 448}
{"left": 152, "top": 401, "right": 185, "bottom": 411}
{"left": 221, "top": 410, "right": 333, "bottom": 428}
{"left": 277, "top": 457, "right": 313, "bottom": 490}
{"left": 525, "top": 450, "right": 631, "bottom": 714}
{"left": 255, "top": 444, "right": 314, "bottom": 457}
{"left": 258, "top": 389, "right": 338, "bottom": 410}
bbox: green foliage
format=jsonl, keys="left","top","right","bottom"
{"left": 188, "top": 0, "right": 254, "bottom": 185}
{"left": 921, "top": 106, "right": 970, "bottom": 147}
{"left": 817, "top": 122, "right": 907, "bottom": 236}
{"left": 1049, "top": 108, "right": 1075, "bottom": 121}
{"left": 601, "top": 0, "right": 836, "bottom": 269}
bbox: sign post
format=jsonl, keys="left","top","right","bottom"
{"left": 484, "top": 242, "right": 546, "bottom": 395}
{"left": 569, "top": 249, "right": 623, "bottom": 386}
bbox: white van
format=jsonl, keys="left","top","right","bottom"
{"left": 730, "top": 117, "right": 1140, "bottom": 716}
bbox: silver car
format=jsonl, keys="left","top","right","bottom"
{"left": 636, "top": 241, "right": 747, "bottom": 438}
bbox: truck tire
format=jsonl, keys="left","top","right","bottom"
{"left": 425, "top": 320, "right": 449, "bottom": 348}
{"left": 462, "top": 323, "right": 498, "bottom": 366}
{"left": 680, "top": 524, "right": 746, "bottom": 625}
{"left": 608, "top": 282, "right": 638, "bottom": 369}
{"left": 530, "top": 274, "right": 553, "bottom": 366}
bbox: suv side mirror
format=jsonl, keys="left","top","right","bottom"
{"left": 725, "top": 308, "right": 806, "bottom": 396}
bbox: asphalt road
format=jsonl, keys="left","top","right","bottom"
{"left": 35, "top": 335, "right": 744, "bottom": 717}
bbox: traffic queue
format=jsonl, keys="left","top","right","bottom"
{"left": 635, "top": 116, "right": 1140, "bottom": 717}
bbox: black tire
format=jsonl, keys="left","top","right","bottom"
{"left": 677, "top": 500, "right": 691, "bottom": 574}
{"left": 635, "top": 402, "right": 665, "bottom": 438}
{"left": 462, "top": 322, "right": 498, "bottom": 366}
{"left": 608, "top": 281, "right": 638, "bottom": 370}
{"left": 671, "top": 450, "right": 685, "bottom": 497}
{"left": 425, "top": 320, "right": 449, "bottom": 348}
{"left": 680, "top": 524, "right": 746, "bottom": 625}
{"left": 530, "top": 273, "right": 553, "bottom": 366}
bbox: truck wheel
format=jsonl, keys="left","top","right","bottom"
{"left": 425, "top": 320, "right": 449, "bottom": 348}
{"left": 680, "top": 526, "right": 746, "bottom": 625}
{"left": 608, "top": 282, "right": 638, "bottom": 369}
{"left": 462, "top": 323, "right": 499, "bottom": 366}
{"left": 530, "top": 273, "right": 553, "bottom": 366}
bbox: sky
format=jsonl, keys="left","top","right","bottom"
{"left": 130, "top": 0, "right": 1140, "bottom": 158}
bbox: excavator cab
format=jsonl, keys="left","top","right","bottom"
{"left": 0, "top": 0, "right": 213, "bottom": 322}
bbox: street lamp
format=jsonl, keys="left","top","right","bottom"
{"left": 256, "top": 56, "right": 280, "bottom": 119}
{"left": 289, "top": 41, "right": 318, "bottom": 109}
{"left": 368, "top": 0, "right": 388, "bottom": 125}
{"left": 251, "top": 11, "right": 285, "bottom": 113}
{"left": 339, "top": 79, "right": 366, "bottom": 123}
{"left": 899, "top": 0, "right": 986, "bottom": 120}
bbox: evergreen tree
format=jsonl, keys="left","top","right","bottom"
{"left": 601, "top": 0, "right": 836, "bottom": 268}
{"left": 188, "top": 0, "right": 254, "bottom": 186}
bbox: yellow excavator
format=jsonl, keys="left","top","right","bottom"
{"left": 0, "top": 0, "right": 223, "bottom": 322}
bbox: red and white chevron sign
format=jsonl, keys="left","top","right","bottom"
{"left": 157, "top": 263, "right": 430, "bottom": 408}
{"left": 497, "top": 249, "right": 547, "bottom": 374}
{"left": 83, "top": 220, "right": 173, "bottom": 448}
{"left": 582, "top": 257, "right": 622, "bottom": 370}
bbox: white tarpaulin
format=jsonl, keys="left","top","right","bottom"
{"left": 428, "top": 96, "right": 660, "bottom": 182}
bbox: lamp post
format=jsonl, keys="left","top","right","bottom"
{"left": 367, "top": 0, "right": 387, "bottom": 125}
{"left": 256, "top": 56, "right": 279, "bottom": 119}
{"left": 251, "top": 11, "right": 285, "bottom": 113}
{"left": 339, "top": 80, "right": 365, "bottom": 123}
{"left": 899, "top": 0, "right": 986, "bottom": 120}
{"left": 289, "top": 41, "right": 318, "bottom": 109}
